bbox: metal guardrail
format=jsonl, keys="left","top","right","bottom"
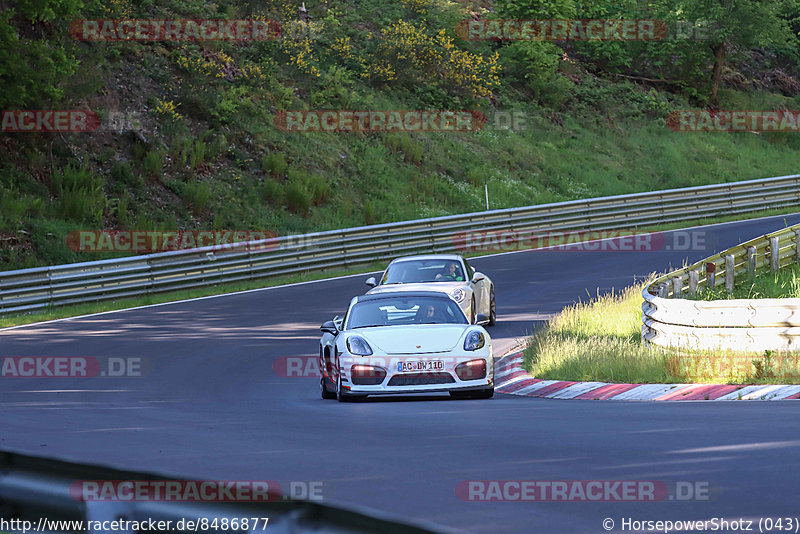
{"left": 0, "top": 450, "right": 439, "bottom": 534}
{"left": 642, "top": 222, "right": 800, "bottom": 351}
{"left": 2, "top": 173, "right": 800, "bottom": 314}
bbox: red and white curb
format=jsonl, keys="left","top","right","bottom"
{"left": 494, "top": 352, "right": 800, "bottom": 401}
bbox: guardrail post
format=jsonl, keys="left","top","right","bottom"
{"left": 725, "top": 255, "right": 735, "bottom": 292}
{"left": 706, "top": 262, "right": 716, "bottom": 291}
{"left": 658, "top": 283, "right": 669, "bottom": 298}
{"left": 672, "top": 277, "right": 682, "bottom": 298}
{"left": 747, "top": 246, "right": 757, "bottom": 279}
{"left": 771, "top": 236, "right": 780, "bottom": 271}
{"left": 795, "top": 229, "right": 800, "bottom": 263}
{"left": 688, "top": 270, "right": 699, "bottom": 297}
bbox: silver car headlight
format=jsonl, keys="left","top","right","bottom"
{"left": 450, "top": 287, "right": 466, "bottom": 303}
{"left": 346, "top": 336, "right": 373, "bottom": 356}
{"left": 464, "top": 330, "right": 485, "bottom": 351}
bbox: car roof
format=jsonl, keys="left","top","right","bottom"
{"left": 388, "top": 254, "right": 463, "bottom": 264}
{"left": 355, "top": 291, "right": 454, "bottom": 303}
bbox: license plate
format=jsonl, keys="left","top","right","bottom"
{"left": 398, "top": 360, "right": 444, "bottom": 372}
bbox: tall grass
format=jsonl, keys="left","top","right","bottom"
{"left": 523, "top": 281, "right": 800, "bottom": 384}
{"left": 694, "top": 264, "right": 800, "bottom": 300}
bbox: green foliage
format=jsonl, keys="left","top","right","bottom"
{"left": 496, "top": 0, "right": 576, "bottom": 18}
{"left": 0, "top": 10, "right": 78, "bottom": 108}
{"left": 400, "top": 136, "right": 424, "bottom": 165}
{"left": 500, "top": 42, "right": 572, "bottom": 108}
{"left": 50, "top": 165, "right": 105, "bottom": 224}
{"left": 363, "top": 200, "right": 378, "bottom": 225}
{"left": 143, "top": 150, "right": 164, "bottom": 179}
{"left": 189, "top": 140, "right": 207, "bottom": 170}
{"left": 285, "top": 180, "right": 312, "bottom": 216}
{"left": 262, "top": 153, "right": 288, "bottom": 177}
{"left": 111, "top": 161, "right": 143, "bottom": 189}
{"left": 182, "top": 181, "right": 211, "bottom": 216}
{"left": 262, "top": 179, "right": 284, "bottom": 206}
{"left": 287, "top": 167, "right": 329, "bottom": 206}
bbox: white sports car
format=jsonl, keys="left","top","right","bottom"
{"left": 319, "top": 291, "right": 494, "bottom": 401}
{"left": 365, "top": 254, "right": 496, "bottom": 325}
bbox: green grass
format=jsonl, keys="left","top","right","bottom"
{"left": 692, "top": 264, "right": 800, "bottom": 300}
{"left": 522, "top": 281, "right": 800, "bottom": 385}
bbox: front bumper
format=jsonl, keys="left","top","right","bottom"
{"left": 337, "top": 353, "right": 493, "bottom": 395}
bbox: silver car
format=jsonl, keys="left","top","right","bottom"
{"left": 365, "top": 254, "right": 496, "bottom": 325}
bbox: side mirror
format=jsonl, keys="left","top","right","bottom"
{"left": 365, "top": 276, "right": 377, "bottom": 288}
{"left": 333, "top": 315, "right": 343, "bottom": 330}
{"left": 320, "top": 320, "right": 338, "bottom": 335}
{"left": 471, "top": 272, "right": 486, "bottom": 283}
{"left": 475, "top": 313, "right": 489, "bottom": 325}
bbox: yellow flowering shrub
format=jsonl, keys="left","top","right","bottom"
{"left": 369, "top": 20, "right": 500, "bottom": 97}
{"left": 154, "top": 98, "right": 182, "bottom": 121}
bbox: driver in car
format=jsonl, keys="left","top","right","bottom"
{"left": 435, "top": 261, "right": 463, "bottom": 281}
{"left": 416, "top": 304, "right": 443, "bottom": 323}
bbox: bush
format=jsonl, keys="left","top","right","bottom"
{"left": 190, "top": 140, "right": 207, "bottom": 170}
{"left": 286, "top": 180, "right": 311, "bottom": 215}
{"left": 364, "top": 200, "right": 377, "bottom": 225}
{"left": 262, "top": 179, "right": 284, "bottom": 206}
{"left": 143, "top": 150, "right": 164, "bottom": 179}
{"left": 111, "top": 161, "right": 143, "bottom": 189}
{"left": 400, "top": 136, "right": 424, "bottom": 165}
{"left": 51, "top": 165, "right": 105, "bottom": 224}
{"left": 183, "top": 181, "right": 211, "bottom": 216}
{"left": 262, "top": 152, "right": 288, "bottom": 177}
{"left": 306, "top": 173, "right": 329, "bottom": 205}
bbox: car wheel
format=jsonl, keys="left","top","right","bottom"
{"left": 336, "top": 373, "right": 363, "bottom": 402}
{"left": 320, "top": 376, "right": 336, "bottom": 400}
{"left": 470, "top": 297, "right": 476, "bottom": 324}
{"left": 488, "top": 287, "right": 496, "bottom": 326}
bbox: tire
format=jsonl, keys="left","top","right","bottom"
{"left": 488, "top": 287, "right": 496, "bottom": 326}
{"left": 336, "top": 373, "right": 363, "bottom": 402}
{"left": 320, "top": 376, "right": 336, "bottom": 399}
{"left": 470, "top": 297, "right": 476, "bottom": 324}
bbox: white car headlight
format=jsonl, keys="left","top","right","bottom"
{"left": 450, "top": 287, "right": 466, "bottom": 303}
{"left": 464, "top": 330, "right": 485, "bottom": 351}
{"left": 346, "top": 336, "right": 373, "bottom": 356}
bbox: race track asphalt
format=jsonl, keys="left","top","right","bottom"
{"left": 1, "top": 213, "right": 799, "bottom": 533}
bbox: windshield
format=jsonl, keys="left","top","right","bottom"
{"left": 381, "top": 259, "right": 465, "bottom": 284}
{"left": 346, "top": 296, "right": 468, "bottom": 329}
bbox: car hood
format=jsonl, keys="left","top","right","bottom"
{"left": 368, "top": 282, "right": 467, "bottom": 295}
{"left": 350, "top": 325, "right": 468, "bottom": 354}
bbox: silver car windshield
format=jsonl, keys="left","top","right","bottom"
{"left": 381, "top": 260, "right": 465, "bottom": 284}
{"left": 347, "top": 297, "right": 468, "bottom": 329}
